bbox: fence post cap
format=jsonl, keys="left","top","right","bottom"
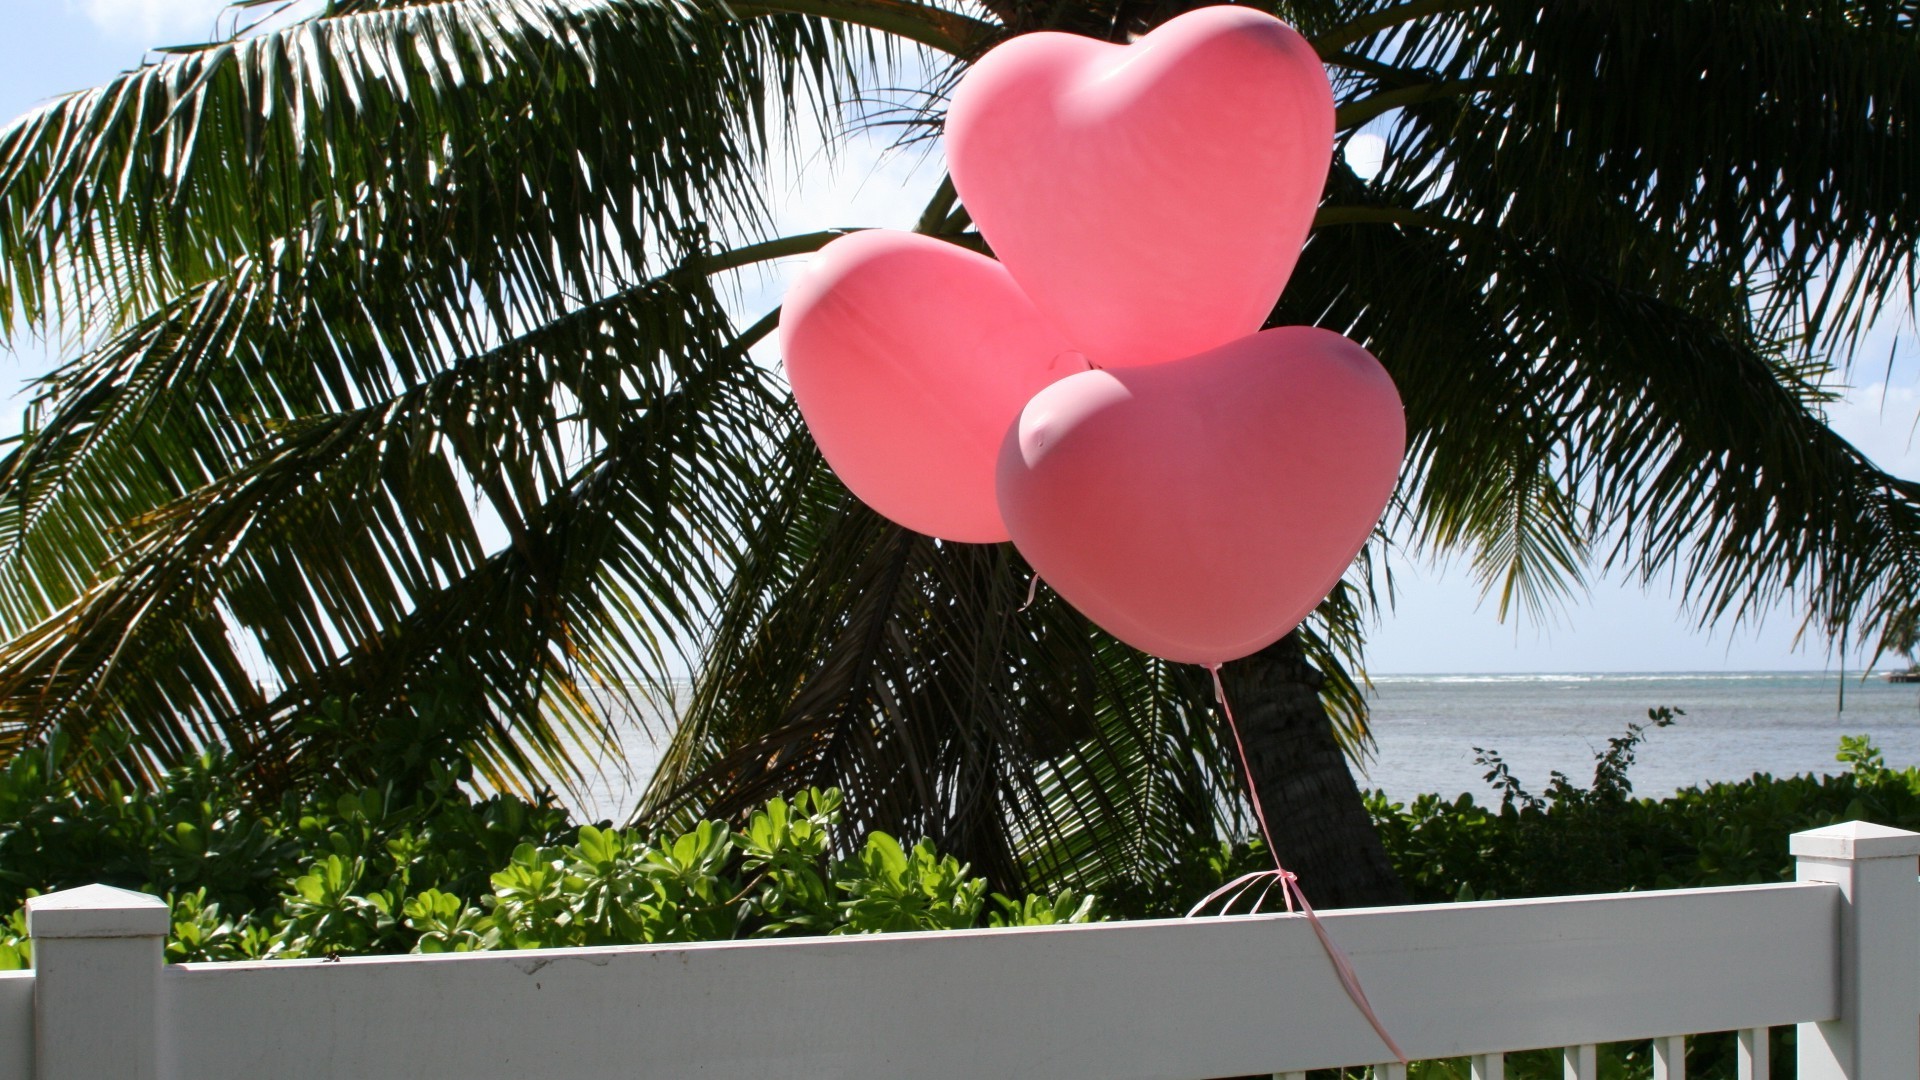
{"left": 25, "top": 884, "right": 169, "bottom": 939}
{"left": 1790, "top": 820, "right": 1920, "bottom": 861}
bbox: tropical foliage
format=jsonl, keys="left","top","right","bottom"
{"left": 1371, "top": 720, "right": 1920, "bottom": 902}
{"left": 1357, "top": 727, "right": 1920, "bottom": 1080}
{"left": 0, "top": 0, "right": 1915, "bottom": 904}
{"left": 2, "top": 709, "right": 1912, "bottom": 1079}
{"left": 0, "top": 730, "right": 1095, "bottom": 969}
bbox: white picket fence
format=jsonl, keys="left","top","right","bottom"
{"left": 1, "top": 820, "right": 1916, "bottom": 1079}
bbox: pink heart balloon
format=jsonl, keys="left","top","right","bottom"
{"left": 780, "top": 230, "right": 1084, "bottom": 543}
{"left": 946, "top": 6, "right": 1334, "bottom": 370}
{"left": 996, "top": 326, "right": 1404, "bottom": 665}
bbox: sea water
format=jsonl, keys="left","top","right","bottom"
{"left": 557, "top": 672, "right": 1920, "bottom": 821}
{"left": 1358, "top": 671, "right": 1920, "bottom": 805}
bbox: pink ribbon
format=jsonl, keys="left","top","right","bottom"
{"left": 1196, "top": 663, "right": 1409, "bottom": 1066}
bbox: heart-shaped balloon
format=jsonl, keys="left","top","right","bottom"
{"left": 946, "top": 6, "right": 1334, "bottom": 370}
{"left": 997, "top": 326, "right": 1404, "bottom": 664}
{"left": 780, "top": 230, "right": 1084, "bottom": 543}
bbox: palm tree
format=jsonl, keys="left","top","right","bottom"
{"left": 0, "top": 0, "right": 1914, "bottom": 912}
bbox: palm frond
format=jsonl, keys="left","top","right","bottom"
{"left": 0, "top": 259, "right": 777, "bottom": 798}
{"left": 641, "top": 411, "right": 1377, "bottom": 897}
{"left": 1301, "top": 160, "right": 1920, "bottom": 642}
{"left": 0, "top": 0, "right": 870, "bottom": 337}
{"left": 1345, "top": 0, "right": 1920, "bottom": 354}
{"left": 0, "top": 98, "right": 854, "bottom": 636}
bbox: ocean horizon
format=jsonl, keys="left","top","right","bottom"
{"left": 1359, "top": 669, "right": 1920, "bottom": 806}
{"left": 556, "top": 670, "right": 1920, "bottom": 822}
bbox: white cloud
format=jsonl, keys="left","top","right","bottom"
{"left": 67, "top": 0, "right": 233, "bottom": 44}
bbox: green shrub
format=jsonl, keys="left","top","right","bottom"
{"left": 0, "top": 757, "right": 1096, "bottom": 967}
{"left": 3, "top": 701, "right": 1907, "bottom": 1079}
{"left": 1346, "top": 711, "right": 1918, "bottom": 1080}
{"left": 0, "top": 727, "right": 574, "bottom": 917}
{"left": 1368, "top": 709, "right": 1920, "bottom": 904}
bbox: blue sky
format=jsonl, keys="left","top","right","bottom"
{"left": 3, "top": 1, "right": 1917, "bottom": 673}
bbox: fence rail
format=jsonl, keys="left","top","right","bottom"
{"left": 4, "top": 820, "right": 1917, "bottom": 1079}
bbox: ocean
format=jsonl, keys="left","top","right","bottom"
{"left": 558, "top": 671, "right": 1920, "bottom": 822}
{"left": 1358, "top": 671, "right": 1920, "bottom": 804}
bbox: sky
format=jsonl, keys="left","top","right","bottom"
{"left": 2, "top": 0, "right": 1917, "bottom": 674}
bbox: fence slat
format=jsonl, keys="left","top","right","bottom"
{"left": 21, "top": 824, "right": 1917, "bottom": 1080}
{"left": 0, "top": 971, "right": 31, "bottom": 1080}
{"left": 1651, "top": 1034, "right": 1686, "bottom": 1079}
{"left": 162, "top": 881, "right": 1839, "bottom": 1079}
{"left": 1738, "top": 1028, "right": 1770, "bottom": 1079}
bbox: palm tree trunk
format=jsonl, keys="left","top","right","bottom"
{"left": 1218, "top": 632, "right": 1405, "bottom": 909}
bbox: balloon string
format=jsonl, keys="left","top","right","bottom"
{"left": 1208, "top": 664, "right": 1283, "bottom": 873}
{"left": 1202, "top": 663, "right": 1408, "bottom": 1066}
{"left": 1186, "top": 869, "right": 1275, "bottom": 918}
{"left": 1019, "top": 572, "right": 1041, "bottom": 612}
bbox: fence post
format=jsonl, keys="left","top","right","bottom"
{"left": 25, "top": 884, "right": 168, "bottom": 1080}
{"left": 1792, "top": 821, "right": 1920, "bottom": 1080}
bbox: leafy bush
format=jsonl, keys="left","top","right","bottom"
{"left": 0, "top": 717, "right": 575, "bottom": 916}
{"left": 0, "top": 745, "right": 1094, "bottom": 969}
{"left": 1347, "top": 711, "right": 1920, "bottom": 1080}
{"left": 5, "top": 702, "right": 1908, "bottom": 1080}
{"left": 1159, "top": 713, "right": 1916, "bottom": 1079}
{"left": 1367, "top": 708, "right": 1920, "bottom": 904}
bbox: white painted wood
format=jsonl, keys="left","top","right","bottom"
{"left": 154, "top": 881, "right": 1836, "bottom": 1079}
{"left": 1737, "top": 1027, "right": 1769, "bottom": 1079}
{"left": 1788, "top": 820, "right": 1920, "bottom": 862}
{"left": 1651, "top": 1034, "right": 1685, "bottom": 1079}
{"left": 22, "top": 825, "right": 1904, "bottom": 1079}
{"left": 1793, "top": 821, "right": 1920, "bottom": 1080}
{"left": 0, "top": 971, "right": 33, "bottom": 1080}
{"left": 24, "top": 886, "right": 167, "bottom": 1080}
